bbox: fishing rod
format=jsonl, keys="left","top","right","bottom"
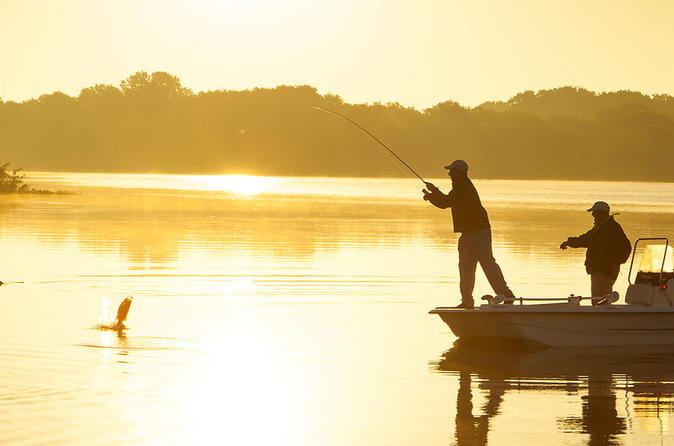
{"left": 313, "top": 106, "right": 429, "bottom": 185}
{"left": 0, "top": 281, "right": 24, "bottom": 286}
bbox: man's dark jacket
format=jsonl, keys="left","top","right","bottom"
{"left": 426, "top": 174, "right": 490, "bottom": 233}
{"left": 566, "top": 216, "right": 631, "bottom": 280}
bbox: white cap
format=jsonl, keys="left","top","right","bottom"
{"left": 444, "top": 159, "right": 468, "bottom": 173}
{"left": 587, "top": 201, "right": 610, "bottom": 212}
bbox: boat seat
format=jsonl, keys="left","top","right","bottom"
{"left": 625, "top": 283, "right": 655, "bottom": 306}
{"left": 626, "top": 279, "right": 674, "bottom": 306}
{"left": 626, "top": 283, "right": 653, "bottom": 306}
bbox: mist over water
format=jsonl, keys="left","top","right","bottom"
{"left": 1, "top": 174, "right": 674, "bottom": 445}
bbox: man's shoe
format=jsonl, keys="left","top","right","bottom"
{"left": 455, "top": 302, "right": 474, "bottom": 309}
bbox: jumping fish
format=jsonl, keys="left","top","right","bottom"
{"left": 98, "top": 296, "right": 133, "bottom": 331}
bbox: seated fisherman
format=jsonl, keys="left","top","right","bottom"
{"left": 560, "top": 201, "right": 631, "bottom": 303}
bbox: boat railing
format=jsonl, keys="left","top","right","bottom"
{"left": 481, "top": 292, "right": 619, "bottom": 306}
{"left": 628, "top": 237, "right": 670, "bottom": 285}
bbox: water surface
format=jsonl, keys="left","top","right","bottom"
{"left": 2, "top": 174, "right": 674, "bottom": 445}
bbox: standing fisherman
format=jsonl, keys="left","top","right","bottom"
{"left": 423, "top": 160, "right": 516, "bottom": 309}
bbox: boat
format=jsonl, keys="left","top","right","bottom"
{"left": 430, "top": 238, "right": 674, "bottom": 346}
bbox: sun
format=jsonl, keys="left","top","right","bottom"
{"left": 196, "top": 174, "right": 279, "bottom": 195}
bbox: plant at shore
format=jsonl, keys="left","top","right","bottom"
{"left": 0, "top": 162, "right": 50, "bottom": 194}
{"left": 0, "top": 162, "right": 29, "bottom": 193}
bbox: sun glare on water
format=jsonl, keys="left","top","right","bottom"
{"left": 196, "top": 175, "right": 279, "bottom": 195}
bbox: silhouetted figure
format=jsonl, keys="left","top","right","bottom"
{"left": 454, "top": 371, "right": 506, "bottom": 446}
{"left": 423, "top": 159, "right": 515, "bottom": 308}
{"left": 584, "top": 376, "right": 626, "bottom": 446}
{"left": 559, "top": 374, "right": 626, "bottom": 446}
{"left": 560, "top": 202, "right": 631, "bottom": 303}
{"left": 455, "top": 371, "right": 478, "bottom": 444}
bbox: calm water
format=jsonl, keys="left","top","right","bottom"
{"left": 2, "top": 174, "right": 674, "bottom": 446}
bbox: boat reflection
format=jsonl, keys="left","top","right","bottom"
{"left": 434, "top": 339, "right": 674, "bottom": 445}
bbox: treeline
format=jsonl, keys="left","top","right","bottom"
{"left": 1, "top": 71, "right": 674, "bottom": 181}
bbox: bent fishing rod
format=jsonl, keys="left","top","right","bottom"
{"left": 312, "top": 106, "right": 429, "bottom": 186}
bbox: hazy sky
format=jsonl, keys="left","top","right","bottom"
{"left": 1, "top": 0, "right": 673, "bottom": 109}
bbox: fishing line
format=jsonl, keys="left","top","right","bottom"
{"left": 312, "top": 106, "right": 428, "bottom": 185}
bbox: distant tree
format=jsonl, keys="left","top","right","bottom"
{"left": 79, "top": 84, "right": 123, "bottom": 102}
{"left": 120, "top": 71, "right": 193, "bottom": 99}
{"left": 119, "top": 71, "right": 152, "bottom": 96}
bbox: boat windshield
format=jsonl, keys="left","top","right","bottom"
{"left": 638, "top": 244, "right": 674, "bottom": 273}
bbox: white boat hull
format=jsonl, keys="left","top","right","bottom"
{"left": 430, "top": 304, "right": 674, "bottom": 346}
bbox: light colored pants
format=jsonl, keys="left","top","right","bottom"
{"left": 591, "top": 272, "right": 615, "bottom": 297}
{"left": 458, "top": 228, "right": 513, "bottom": 303}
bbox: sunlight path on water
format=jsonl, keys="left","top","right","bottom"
{"left": 26, "top": 172, "right": 674, "bottom": 212}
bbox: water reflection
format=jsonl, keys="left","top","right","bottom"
{"left": 454, "top": 370, "right": 505, "bottom": 446}
{"left": 435, "top": 340, "right": 674, "bottom": 445}
{"left": 559, "top": 374, "right": 626, "bottom": 446}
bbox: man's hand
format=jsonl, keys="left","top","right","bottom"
{"left": 422, "top": 189, "right": 433, "bottom": 201}
{"left": 559, "top": 241, "right": 569, "bottom": 250}
{"left": 424, "top": 182, "right": 440, "bottom": 194}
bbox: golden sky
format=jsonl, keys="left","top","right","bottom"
{"left": 1, "top": 0, "right": 673, "bottom": 108}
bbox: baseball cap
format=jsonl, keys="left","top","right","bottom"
{"left": 587, "top": 201, "right": 610, "bottom": 212}
{"left": 444, "top": 159, "right": 468, "bottom": 173}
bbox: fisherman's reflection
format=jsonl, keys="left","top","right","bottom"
{"left": 560, "top": 374, "right": 626, "bottom": 446}
{"left": 437, "top": 341, "right": 632, "bottom": 446}
{"left": 455, "top": 371, "right": 505, "bottom": 446}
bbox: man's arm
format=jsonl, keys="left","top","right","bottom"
{"left": 560, "top": 229, "right": 593, "bottom": 249}
{"left": 423, "top": 182, "right": 454, "bottom": 209}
